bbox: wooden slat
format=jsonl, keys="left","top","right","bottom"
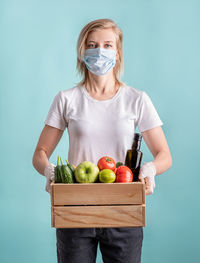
{"left": 50, "top": 182, "right": 54, "bottom": 206}
{"left": 52, "top": 204, "right": 145, "bottom": 228}
{"left": 50, "top": 183, "right": 54, "bottom": 227}
{"left": 142, "top": 182, "right": 145, "bottom": 204}
{"left": 52, "top": 182, "right": 144, "bottom": 206}
{"left": 142, "top": 204, "right": 146, "bottom": 226}
{"left": 51, "top": 206, "right": 54, "bottom": 227}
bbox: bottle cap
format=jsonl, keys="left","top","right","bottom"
{"left": 134, "top": 133, "right": 142, "bottom": 141}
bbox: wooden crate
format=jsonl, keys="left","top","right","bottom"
{"left": 50, "top": 182, "right": 146, "bottom": 228}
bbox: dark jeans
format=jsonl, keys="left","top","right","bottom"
{"left": 56, "top": 227, "right": 143, "bottom": 263}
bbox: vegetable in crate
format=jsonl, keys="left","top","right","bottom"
{"left": 60, "top": 157, "right": 75, "bottom": 184}
{"left": 65, "top": 159, "right": 75, "bottom": 174}
{"left": 97, "top": 156, "right": 116, "bottom": 171}
{"left": 115, "top": 166, "right": 133, "bottom": 183}
{"left": 54, "top": 156, "right": 62, "bottom": 183}
{"left": 114, "top": 161, "right": 124, "bottom": 173}
{"left": 99, "top": 169, "right": 116, "bottom": 183}
{"left": 116, "top": 161, "right": 123, "bottom": 168}
{"left": 116, "top": 165, "right": 133, "bottom": 183}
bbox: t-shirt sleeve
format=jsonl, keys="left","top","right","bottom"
{"left": 136, "top": 91, "right": 163, "bottom": 132}
{"left": 44, "top": 91, "right": 67, "bottom": 130}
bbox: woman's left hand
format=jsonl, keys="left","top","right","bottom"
{"left": 138, "top": 162, "right": 156, "bottom": 195}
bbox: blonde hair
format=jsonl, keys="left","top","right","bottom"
{"left": 75, "top": 18, "right": 125, "bottom": 88}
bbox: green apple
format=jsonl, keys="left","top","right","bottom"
{"left": 75, "top": 161, "right": 99, "bottom": 183}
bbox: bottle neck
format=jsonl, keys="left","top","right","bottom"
{"left": 132, "top": 139, "right": 141, "bottom": 151}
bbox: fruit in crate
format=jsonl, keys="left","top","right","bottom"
{"left": 97, "top": 156, "right": 116, "bottom": 171}
{"left": 115, "top": 166, "right": 133, "bottom": 183}
{"left": 99, "top": 169, "right": 116, "bottom": 183}
{"left": 75, "top": 161, "right": 99, "bottom": 183}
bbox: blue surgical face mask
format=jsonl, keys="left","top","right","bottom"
{"left": 82, "top": 47, "right": 116, "bottom": 76}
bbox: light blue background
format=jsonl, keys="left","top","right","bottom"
{"left": 1, "top": 0, "right": 199, "bottom": 262}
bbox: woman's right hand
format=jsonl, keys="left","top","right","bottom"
{"left": 32, "top": 125, "right": 64, "bottom": 193}
{"left": 44, "top": 163, "right": 56, "bottom": 193}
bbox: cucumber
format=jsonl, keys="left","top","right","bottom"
{"left": 116, "top": 161, "right": 124, "bottom": 168}
{"left": 60, "top": 157, "right": 75, "bottom": 184}
{"left": 55, "top": 156, "right": 62, "bottom": 183}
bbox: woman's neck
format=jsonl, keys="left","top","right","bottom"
{"left": 85, "top": 71, "right": 119, "bottom": 95}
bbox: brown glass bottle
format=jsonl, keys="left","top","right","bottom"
{"left": 125, "top": 133, "right": 143, "bottom": 182}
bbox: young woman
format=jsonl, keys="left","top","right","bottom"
{"left": 32, "top": 18, "right": 172, "bottom": 263}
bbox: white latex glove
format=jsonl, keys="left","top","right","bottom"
{"left": 44, "top": 163, "right": 55, "bottom": 193}
{"left": 138, "top": 162, "right": 156, "bottom": 195}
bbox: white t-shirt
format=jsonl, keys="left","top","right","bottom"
{"left": 44, "top": 84, "right": 163, "bottom": 166}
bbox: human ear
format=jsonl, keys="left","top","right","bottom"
{"left": 116, "top": 50, "right": 119, "bottom": 61}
